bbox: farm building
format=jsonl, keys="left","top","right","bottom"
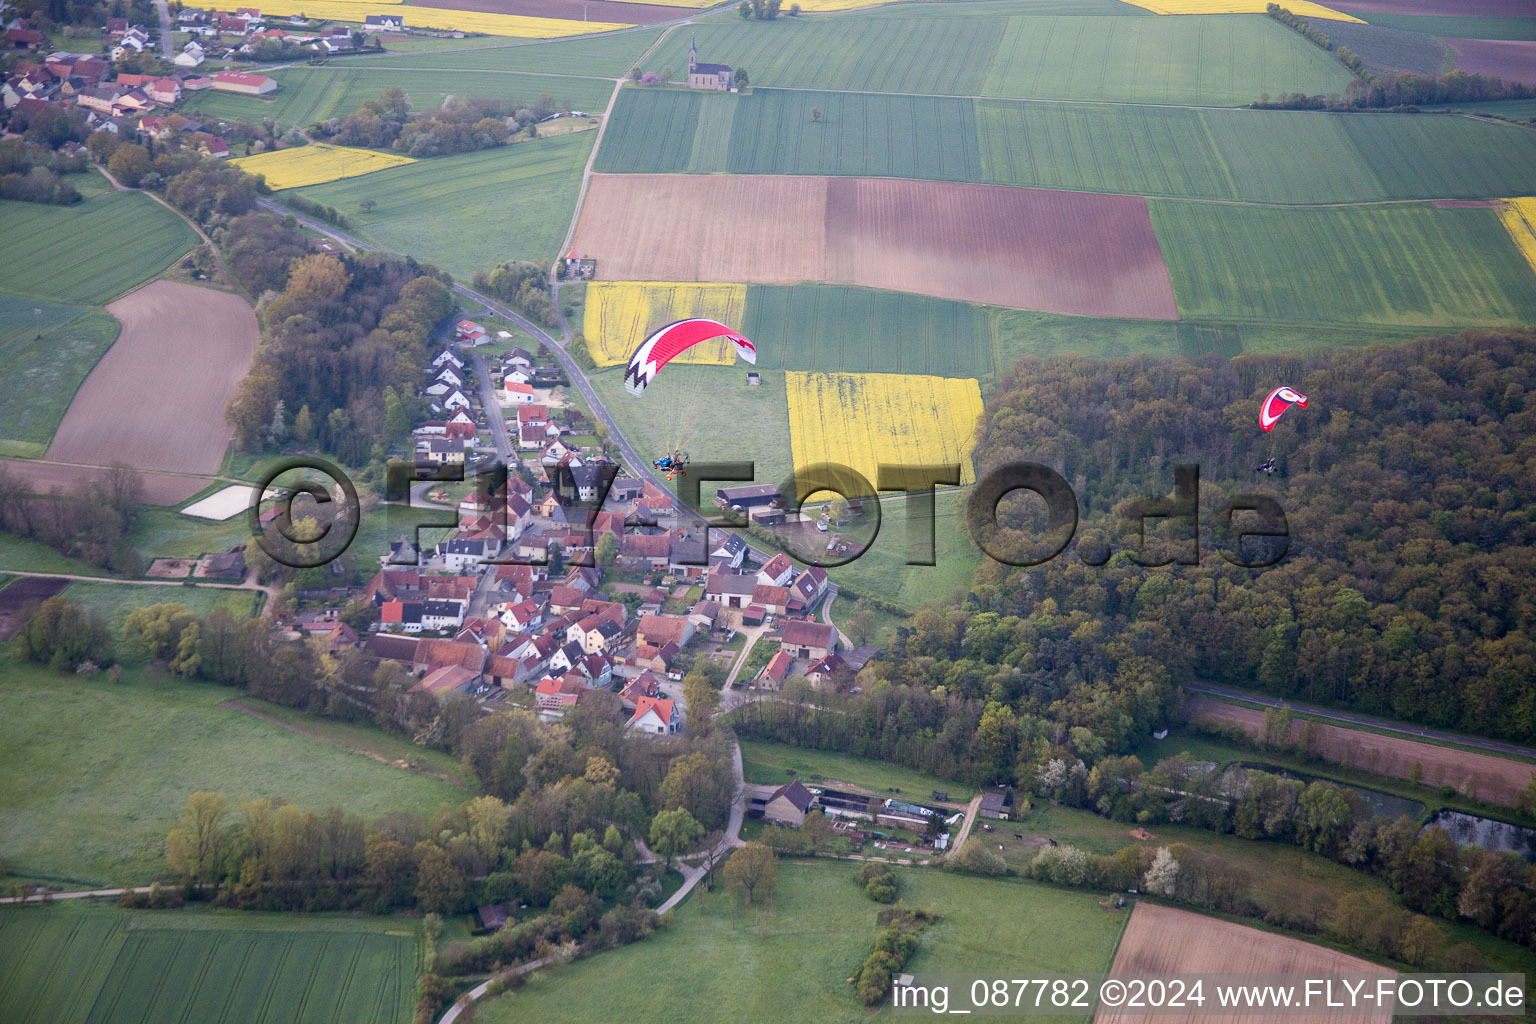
{"left": 212, "top": 70, "right": 276, "bottom": 95}
{"left": 761, "top": 781, "right": 814, "bottom": 826}
{"left": 757, "top": 648, "right": 793, "bottom": 689}
{"left": 705, "top": 570, "right": 756, "bottom": 609}
{"left": 979, "top": 787, "right": 1016, "bottom": 820}
{"left": 780, "top": 619, "right": 838, "bottom": 660}
{"left": 717, "top": 483, "right": 780, "bottom": 510}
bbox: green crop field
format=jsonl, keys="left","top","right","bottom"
{"left": 825, "top": 488, "right": 980, "bottom": 613}
{"left": 0, "top": 294, "right": 120, "bottom": 459}
{"left": 0, "top": 901, "right": 420, "bottom": 1024}
{"left": 184, "top": 65, "right": 612, "bottom": 130}
{"left": 0, "top": 194, "right": 197, "bottom": 305}
{"left": 369, "top": 26, "right": 664, "bottom": 73}
{"left": 743, "top": 285, "right": 994, "bottom": 378}
{"left": 599, "top": 90, "right": 1536, "bottom": 202}
{"left": 1150, "top": 200, "right": 1536, "bottom": 328}
{"left": 740, "top": 740, "right": 974, "bottom": 800}
{"left": 980, "top": 14, "right": 1353, "bottom": 105}
{"left": 289, "top": 131, "right": 594, "bottom": 278}
{"left": 0, "top": 656, "right": 463, "bottom": 885}
{"left": 60, "top": 581, "right": 262, "bottom": 643}
{"left": 478, "top": 860, "right": 1126, "bottom": 1024}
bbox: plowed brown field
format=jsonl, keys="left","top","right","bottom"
{"left": 45, "top": 281, "right": 258, "bottom": 477}
{"left": 569, "top": 173, "right": 1178, "bottom": 318}
{"left": 1190, "top": 698, "right": 1536, "bottom": 808}
{"left": 1448, "top": 38, "right": 1536, "bottom": 86}
{"left": 1098, "top": 903, "right": 1393, "bottom": 1024}
{"left": 1337, "top": 0, "right": 1529, "bottom": 14}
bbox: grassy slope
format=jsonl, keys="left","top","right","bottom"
{"left": 1151, "top": 200, "right": 1536, "bottom": 327}
{"left": 365, "top": 26, "right": 666, "bottom": 72}
{"left": 0, "top": 901, "right": 419, "bottom": 1024}
{"left": 0, "top": 294, "right": 120, "bottom": 458}
{"left": 740, "top": 739, "right": 973, "bottom": 799}
{"left": 60, "top": 581, "right": 261, "bottom": 642}
{"left": 289, "top": 131, "right": 595, "bottom": 278}
{"left": 0, "top": 655, "right": 463, "bottom": 885}
{"left": 0, "top": 194, "right": 197, "bottom": 305}
{"left": 479, "top": 860, "right": 1125, "bottom": 1024}
{"left": 185, "top": 66, "right": 613, "bottom": 130}
{"left": 825, "top": 489, "right": 980, "bottom": 612}
{"left": 0, "top": 535, "right": 112, "bottom": 576}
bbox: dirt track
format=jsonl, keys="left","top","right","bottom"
{"left": 410, "top": 0, "right": 683, "bottom": 22}
{"left": 1099, "top": 903, "right": 1392, "bottom": 1024}
{"left": 570, "top": 174, "right": 1177, "bottom": 318}
{"left": 45, "top": 281, "right": 257, "bottom": 477}
{"left": 1190, "top": 697, "right": 1535, "bottom": 808}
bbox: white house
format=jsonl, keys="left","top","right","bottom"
{"left": 432, "top": 348, "right": 464, "bottom": 370}
{"left": 173, "top": 42, "right": 206, "bottom": 67}
{"left": 420, "top": 598, "right": 467, "bottom": 632}
{"left": 501, "top": 381, "right": 535, "bottom": 405}
{"left": 628, "top": 696, "right": 681, "bottom": 735}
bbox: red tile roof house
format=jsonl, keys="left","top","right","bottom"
{"left": 455, "top": 319, "right": 487, "bottom": 344}
{"left": 628, "top": 695, "right": 680, "bottom": 735}
{"left": 757, "top": 648, "right": 793, "bottom": 689}
{"left": 756, "top": 552, "right": 795, "bottom": 587}
{"left": 619, "top": 531, "right": 672, "bottom": 571}
{"left": 619, "top": 670, "right": 664, "bottom": 711}
{"left": 636, "top": 613, "right": 693, "bottom": 651}
{"left": 535, "top": 673, "right": 587, "bottom": 714}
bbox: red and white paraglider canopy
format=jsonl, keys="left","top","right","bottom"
{"left": 624, "top": 319, "right": 756, "bottom": 397}
{"left": 1259, "top": 386, "right": 1307, "bottom": 432}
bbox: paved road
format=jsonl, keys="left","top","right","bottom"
{"left": 0, "top": 886, "right": 151, "bottom": 906}
{"left": 153, "top": 0, "right": 173, "bottom": 60}
{"left": 1185, "top": 682, "right": 1536, "bottom": 760}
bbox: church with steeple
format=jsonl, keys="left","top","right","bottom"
{"left": 687, "top": 36, "right": 734, "bottom": 91}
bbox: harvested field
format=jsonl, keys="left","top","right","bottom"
{"left": 1447, "top": 38, "right": 1536, "bottom": 85}
{"left": 571, "top": 175, "right": 1177, "bottom": 317}
{"left": 1190, "top": 698, "right": 1536, "bottom": 808}
{"left": 0, "top": 576, "right": 69, "bottom": 641}
{"left": 1316, "top": 19, "right": 1450, "bottom": 75}
{"left": 1098, "top": 902, "right": 1392, "bottom": 1024}
{"left": 46, "top": 281, "right": 258, "bottom": 476}
{"left": 824, "top": 178, "right": 1177, "bottom": 318}
{"left": 412, "top": 0, "right": 681, "bottom": 22}
{"left": 571, "top": 174, "right": 828, "bottom": 283}
{"left": 0, "top": 458, "right": 209, "bottom": 506}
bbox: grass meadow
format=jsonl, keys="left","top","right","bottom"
{"left": 0, "top": 194, "right": 197, "bottom": 305}
{"left": 0, "top": 294, "right": 120, "bottom": 458}
{"left": 0, "top": 901, "right": 420, "bottom": 1024}
{"left": 0, "top": 654, "right": 463, "bottom": 885}
{"left": 478, "top": 859, "right": 1126, "bottom": 1024}
{"left": 59, "top": 581, "right": 262, "bottom": 643}
{"left": 289, "top": 131, "right": 594, "bottom": 278}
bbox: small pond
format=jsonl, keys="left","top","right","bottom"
{"left": 1427, "top": 809, "right": 1536, "bottom": 861}
{"left": 1235, "top": 762, "right": 1426, "bottom": 821}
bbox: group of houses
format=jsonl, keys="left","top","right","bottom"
{"left": 0, "top": 23, "right": 279, "bottom": 151}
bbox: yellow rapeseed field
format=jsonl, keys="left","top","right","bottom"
{"left": 785, "top": 372, "right": 984, "bottom": 495}
{"left": 233, "top": 143, "right": 416, "bottom": 190}
{"left": 247, "top": 0, "right": 631, "bottom": 37}
{"left": 1116, "top": 0, "right": 1364, "bottom": 21}
{"left": 583, "top": 282, "right": 748, "bottom": 366}
{"left": 1497, "top": 198, "right": 1536, "bottom": 278}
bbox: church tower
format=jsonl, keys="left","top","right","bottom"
{"left": 689, "top": 36, "right": 697, "bottom": 73}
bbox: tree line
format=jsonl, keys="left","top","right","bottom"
{"left": 0, "top": 137, "right": 87, "bottom": 204}
{"left": 326, "top": 87, "right": 570, "bottom": 157}
{"left": 0, "top": 464, "right": 144, "bottom": 574}
{"left": 1262, "top": 4, "right": 1535, "bottom": 110}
